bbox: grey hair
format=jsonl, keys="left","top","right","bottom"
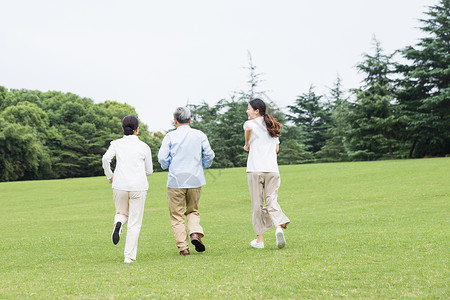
{"left": 173, "top": 107, "right": 191, "bottom": 124}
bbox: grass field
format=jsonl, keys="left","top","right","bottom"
{"left": 0, "top": 158, "right": 449, "bottom": 298}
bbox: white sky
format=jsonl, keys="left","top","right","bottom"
{"left": 0, "top": 0, "right": 435, "bottom": 132}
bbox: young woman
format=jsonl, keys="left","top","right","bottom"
{"left": 102, "top": 115, "right": 153, "bottom": 263}
{"left": 243, "top": 98, "right": 290, "bottom": 249}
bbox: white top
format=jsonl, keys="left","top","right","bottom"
{"left": 102, "top": 135, "right": 153, "bottom": 191}
{"left": 158, "top": 125, "right": 215, "bottom": 188}
{"left": 243, "top": 116, "right": 280, "bottom": 173}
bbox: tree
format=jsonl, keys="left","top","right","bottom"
{"left": 244, "top": 51, "right": 266, "bottom": 100}
{"left": 317, "top": 75, "right": 351, "bottom": 161}
{"left": 287, "top": 85, "right": 331, "bottom": 154}
{"left": 346, "top": 38, "right": 402, "bottom": 160}
{"left": 0, "top": 101, "right": 49, "bottom": 134}
{"left": 0, "top": 87, "right": 157, "bottom": 181}
{"left": 0, "top": 86, "right": 7, "bottom": 110}
{"left": 0, "top": 118, "right": 50, "bottom": 181}
{"left": 278, "top": 127, "right": 314, "bottom": 165}
{"left": 396, "top": 0, "right": 450, "bottom": 157}
{"left": 189, "top": 98, "right": 249, "bottom": 168}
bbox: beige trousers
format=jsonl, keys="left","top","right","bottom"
{"left": 247, "top": 172, "right": 290, "bottom": 235}
{"left": 113, "top": 189, "right": 147, "bottom": 260}
{"left": 168, "top": 187, "right": 204, "bottom": 251}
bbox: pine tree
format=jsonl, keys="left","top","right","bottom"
{"left": 317, "top": 75, "right": 351, "bottom": 161}
{"left": 287, "top": 85, "right": 331, "bottom": 154}
{"left": 396, "top": 0, "right": 450, "bottom": 157}
{"left": 347, "top": 38, "right": 401, "bottom": 160}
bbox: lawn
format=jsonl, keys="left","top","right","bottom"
{"left": 0, "top": 158, "right": 448, "bottom": 298}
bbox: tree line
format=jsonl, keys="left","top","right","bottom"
{"left": 0, "top": 90, "right": 164, "bottom": 181}
{"left": 0, "top": 0, "right": 448, "bottom": 181}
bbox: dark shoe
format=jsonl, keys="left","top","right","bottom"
{"left": 280, "top": 222, "right": 289, "bottom": 229}
{"left": 190, "top": 233, "right": 205, "bottom": 252}
{"left": 179, "top": 248, "right": 190, "bottom": 256}
{"left": 111, "top": 222, "right": 122, "bottom": 245}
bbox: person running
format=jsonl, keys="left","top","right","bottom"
{"left": 102, "top": 115, "right": 153, "bottom": 263}
{"left": 243, "top": 98, "right": 290, "bottom": 249}
{"left": 158, "top": 107, "right": 215, "bottom": 255}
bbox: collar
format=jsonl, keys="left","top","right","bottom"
{"left": 176, "top": 124, "right": 191, "bottom": 130}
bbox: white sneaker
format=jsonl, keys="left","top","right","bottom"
{"left": 275, "top": 228, "right": 286, "bottom": 249}
{"left": 124, "top": 257, "right": 134, "bottom": 263}
{"left": 250, "top": 239, "right": 264, "bottom": 249}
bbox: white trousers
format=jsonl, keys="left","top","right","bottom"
{"left": 113, "top": 189, "right": 147, "bottom": 260}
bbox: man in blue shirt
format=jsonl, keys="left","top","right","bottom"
{"left": 158, "top": 107, "right": 215, "bottom": 255}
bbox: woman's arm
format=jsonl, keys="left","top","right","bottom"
{"left": 144, "top": 145, "right": 153, "bottom": 176}
{"left": 102, "top": 142, "right": 116, "bottom": 182}
{"left": 244, "top": 128, "right": 252, "bottom": 151}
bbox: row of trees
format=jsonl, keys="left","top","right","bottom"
{"left": 0, "top": 0, "right": 448, "bottom": 181}
{"left": 189, "top": 0, "right": 449, "bottom": 167}
{"left": 0, "top": 89, "right": 163, "bottom": 181}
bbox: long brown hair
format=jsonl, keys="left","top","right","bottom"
{"left": 249, "top": 98, "right": 281, "bottom": 138}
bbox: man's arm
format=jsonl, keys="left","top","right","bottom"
{"left": 157, "top": 136, "right": 171, "bottom": 170}
{"left": 201, "top": 136, "right": 215, "bottom": 169}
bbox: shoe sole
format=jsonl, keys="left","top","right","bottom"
{"left": 191, "top": 238, "right": 205, "bottom": 252}
{"left": 276, "top": 230, "right": 285, "bottom": 249}
{"left": 112, "top": 222, "right": 122, "bottom": 245}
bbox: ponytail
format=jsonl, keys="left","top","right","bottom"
{"left": 249, "top": 98, "right": 282, "bottom": 138}
{"left": 263, "top": 114, "right": 281, "bottom": 138}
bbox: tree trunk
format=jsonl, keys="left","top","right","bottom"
{"left": 388, "top": 140, "right": 396, "bottom": 160}
{"left": 409, "top": 137, "right": 418, "bottom": 158}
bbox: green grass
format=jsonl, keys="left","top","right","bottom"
{"left": 0, "top": 158, "right": 449, "bottom": 298}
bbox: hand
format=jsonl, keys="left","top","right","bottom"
{"left": 243, "top": 145, "right": 250, "bottom": 151}
{"left": 109, "top": 177, "right": 113, "bottom": 184}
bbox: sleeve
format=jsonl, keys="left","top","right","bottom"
{"left": 243, "top": 120, "right": 252, "bottom": 131}
{"left": 157, "top": 135, "right": 171, "bottom": 170}
{"left": 201, "top": 134, "right": 215, "bottom": 169}
{"left": 102, "top": 141, "right": 116, "bottom": 179}
{"left": 144, "top": 145, "right": 153, "bottom": 175}
{"left": 275, "top": 137, "right": 280, "bottom": 144}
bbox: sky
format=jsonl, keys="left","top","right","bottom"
{"left": 0, "top": 0, "right": 436, "bottom": 132}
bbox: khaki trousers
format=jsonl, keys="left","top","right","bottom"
{"left": 113, "top": 189, "right": 147, "bottom": 260}
{"left": 247, "top": 172, "right": 290, "bottom": 235}
{"left": 168, "top": 187, "right": 204, "bottom": 251}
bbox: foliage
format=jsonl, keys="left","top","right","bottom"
{"left": 345, "top": 39, "right": 403, "bottom": 160}
{"left": 189, "top": 98, "right": 249, "bottom": 169}
{"left": 396, "top": 0, "right": 450, "bottom": 157}
{"left": 287, "top": 85, "right": 332, "bottom": 153}
{"left": 316, "top": 76, "right": 351, "bottom": 161}
{"left": 0, "top": 118, "right": 50, "bottom": 181}
{"left": 0, "top": 88, "right": 162, "bottom": 181}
